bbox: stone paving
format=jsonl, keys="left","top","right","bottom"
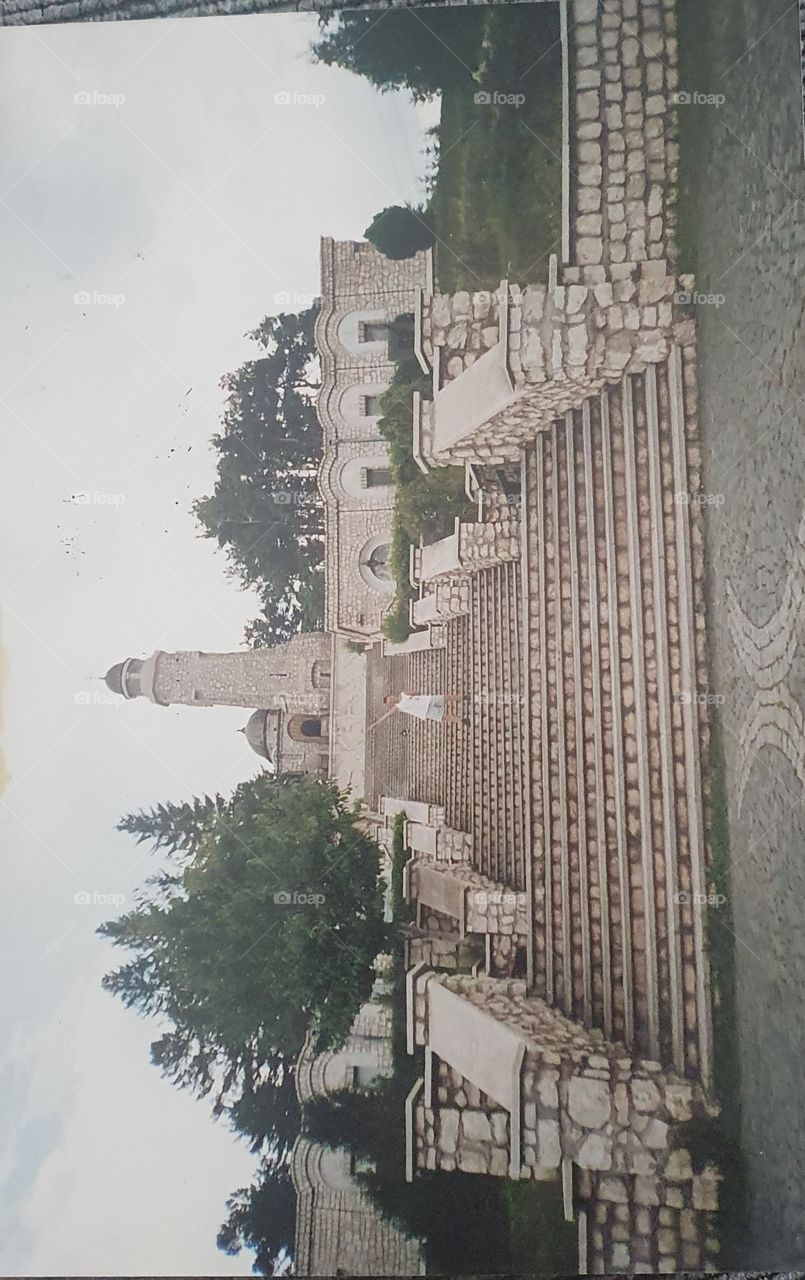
{"left": 685, "top": 0, "right": 805, "bottom": 1265}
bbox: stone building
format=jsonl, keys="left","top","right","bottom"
{"left": 316, "top": 236, "right": 433, "bottom": 640}
{"left": 104, "top": 240, "right": 435, "bottom": 792}
{"left": 291, "top": 1001, "right": 424, "bottom": 1276}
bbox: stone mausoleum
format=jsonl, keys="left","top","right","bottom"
{"left": 106, "top": 1, "right": 727, "bottom": 1269}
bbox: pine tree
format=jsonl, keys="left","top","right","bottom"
{"left": 116, "top": 793, "right": 227, "bottom": 859}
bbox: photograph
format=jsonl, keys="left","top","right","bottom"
{"left": 0, "top": 0, "right": 803, "bottom": 1274}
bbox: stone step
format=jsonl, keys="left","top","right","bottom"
{"left": 522, "top": 345, "right": 712, "bottom": 1082}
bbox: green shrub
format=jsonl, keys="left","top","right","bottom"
{"left": 365, "top": 205, "right": 435, "bottom": 260}
{"left": 375, "top": 359, "right": 472, "bottom": 640}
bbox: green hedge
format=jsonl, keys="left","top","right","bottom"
{"left": 377, "top": 358, "right": 472, "bottom": 640}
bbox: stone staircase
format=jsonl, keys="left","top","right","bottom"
{"left": 468, "top": 560, "right": 529, "bottom": 892}
{"left": 365, "top": 561, "right": 528, "bottom": 895}
{"left": 523, "top": 342, "right": 712, "bottom": 1082}
{"left": 364, "top": 626, "right": 470, "bottom": 817}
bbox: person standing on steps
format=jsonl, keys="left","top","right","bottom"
{"left": 368, "top": 691, "right": 467, "bottom": 731}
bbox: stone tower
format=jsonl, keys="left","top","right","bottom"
{"left": 104, "top": 632, "right": 332, "bottom": 776}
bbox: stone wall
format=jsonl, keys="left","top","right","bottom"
{"left": 292, "top": 1137, "right": 423, "bottom": 1277}
{"left": 409, "top": 970, "right": 720, "bottom": 1271}
{"left": 416, "top": 512, "right": 521, "bottom": 585}
{"left": 569, "top": 0, "right": 680, "bottom": 271}
{"left": 405, "top": 910, "right": 481, "bottom": 972}
{"left": 410, "top": 857, "right": 529, "bottom": 936}
{"left": 457, "top": 512, "right": 521, "bottom": 573}
{"left": 433, "top": 825, "right": 472, "bottom": 864}
{"left": 293, "top": 997, "right": 424, "bottom": 1273}
{"left": 413, "top": 576, "right": 471, "bottom": 624}
{"left": 420, "top": 266, "right": 685, "bottom": 466}
{"left": 406, "top": 930, "right": 463, "bottom": 973}
{"left": 296, "top": 999, "right": 396, "bottom": 1103}
{"left": 316, "top": 239, "right": 432, "bottom": 638}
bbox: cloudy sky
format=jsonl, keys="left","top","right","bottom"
{"left": 0, "top": 13, "right": 435, "bottom": 1273}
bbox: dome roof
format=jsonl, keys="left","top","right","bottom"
{"left": 104, "top": 662, "right": 128, "bottom": 696}
{"left": 242, "top": 709, "right": 275, "bottom": 762}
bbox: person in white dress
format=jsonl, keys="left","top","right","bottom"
{"left": 368, "top": 690, "right": 466, "bottom": 731}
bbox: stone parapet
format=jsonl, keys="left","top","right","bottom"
{"left": 408, "top": 858, "right": 529, "bottom": 937}
{"left": 407, "top": 969, "right": 720, "bottom": 1270}
{"left": 418, "top": 266, "right": 688, "bottom": 467}
{"left": 569, "top": 0, "right": 680, "bottom": 270}
{"left": 415, "top": 513, "right": 520, "bottom": 585}
{"left": 411, "top": 577, "right": 471, "bottom": 626}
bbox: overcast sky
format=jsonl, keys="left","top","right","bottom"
{"left": 0, "top": 13, "right": 436, "bottom": 1272}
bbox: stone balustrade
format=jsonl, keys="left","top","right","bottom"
{"left": 407, "top": 856, "right": 529, "bottom": 938}
{"left": 418, "top": 265, "right": 690, "bottom": 469}
{"left": 415, "top": 515, "right": 521, "bottom": 587}
{"left": 407, "top": 969, "right": 720, "bottom": 1271}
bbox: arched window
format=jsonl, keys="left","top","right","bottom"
{"left": 337, "top": 310, "right": 388, "bottom": 356}
{"left": 338, "top": 383, "right": 390, "bottom": 425}
{"left": 338, "top": 454, "right": 393, "bottom": 501}
{"left": 287, "top": 714, "right": 327, "bottom": 744}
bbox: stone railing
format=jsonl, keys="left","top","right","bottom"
{"left": 415, "top": 514, "right": 521, "bottom": 586}
{"left": 407, "top": 857, "right": 529, "bottom": 938}
{"left": 417, "top": 265, "right": 690, "bottom": 468}
{"left": 407, "top": 969, "right": 720, "bottom": 1271}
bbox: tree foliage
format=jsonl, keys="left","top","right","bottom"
{"left": 103, "top": 775, "right": 389, "bottom": 1113}
{"left": 217, "top": 1161, "right": 297, "bottom": 1276}
{"left": 365, "top": 205, "right": 434, "bottom": 260}
{"left": 312, "top": 8, "right": 486, "bottom": 100}
{"left": 194, "top": 307, "right": 324, "bottom": 645}
{"left": 117, "top": 794, "right": 227, "bottom": 861}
